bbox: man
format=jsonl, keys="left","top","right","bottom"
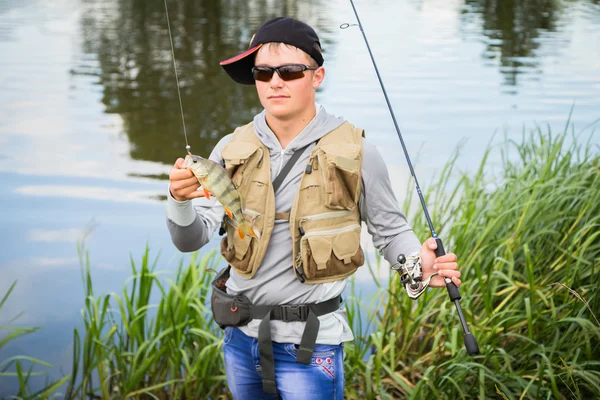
{"left": 166, "top": 17, "right": 461, "bottom": 400}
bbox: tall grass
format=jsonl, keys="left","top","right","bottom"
{"left": 2, "top": 125, "right": 598, "bottom": 399}
{"left": 343, "top": 126, "right": 600, "bottom": 399}
{"left": 0, "top": 281, "right": 70, "bottom": 399}
{"left": 64, "top": 247, "right": 228, "bottom": 399}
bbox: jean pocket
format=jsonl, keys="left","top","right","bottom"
{"left": 285, "top": 343, "right": 341, "bottom": 382}
{"left": 284, "top": 343, "right": 340, "bottom": 361}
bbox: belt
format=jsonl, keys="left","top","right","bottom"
{"left": 250, "top": 295, "right": 342, "bottom": 395}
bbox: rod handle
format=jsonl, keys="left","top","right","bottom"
{"left": 434, "top": 237, "right": 446, "bottom": 257}
{"left": 464, "top": 332, "right": 480, "bottom": 355}
{"left": 436, "top": 237, "right": 479, "bottom": 354}
{"left": 434, "top": 238, "right": 461, "bottom": 301}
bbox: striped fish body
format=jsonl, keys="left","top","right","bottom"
{"left": 182, "top": 155, "right": 256, "bottom": 238}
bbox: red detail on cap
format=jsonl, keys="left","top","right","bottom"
{"left": 230, "top": 306, "right": 238, "bottom": 312}
{"left": 220, "top": 44, "right": 263, "bottom": 65}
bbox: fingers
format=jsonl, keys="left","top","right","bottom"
{"left": 431, "top": 274, "right": 461, "bottom": 288}
{"left": 433, "top": 262, "right": 458, "bottom": 271}
{"left": 177, "top": 183, "right": 202, "bottom": 197}
{"left": 170, "top": 176, "right": 199, "bottom": 191}
{"left": 434, "top": 253, "right": 457, "bottom": 264}
{"left": 434, "top": 253, "right": 461, "bottom": 283}
{"left": 170, "top": 167, "right": 194, "bottom": 181}
{"left": 170, "top": 184, "right": 209, "bottom": 200}
{"left": 170, "top": 158, "right": 201, "bottom": 201}
{"left": 426, "top": 247, "right": 462, "bottom": 288}
{"left": 423, "top": 237, "right": 437, "bottom": 251}
{"left": 184, "top": 188, "right": 208, "bottom": 199}
{"left": 430, "top": 275, "right": 461, "bottom": 288}
{"left": 437, "top": 269, "right": 461, "bottom": 280}
{"left": 170, "top": 176, "right": 200, "bottom": 200}
{"left": 174, "top": 157, "right": 186, "bottom": 169}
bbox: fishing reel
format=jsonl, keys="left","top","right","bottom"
{"left": 391, "top": 253, "right": 438, "bottom": 299}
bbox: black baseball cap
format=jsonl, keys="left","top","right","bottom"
{"left": 220, "top": 17, "right": 324, "bottom": 85}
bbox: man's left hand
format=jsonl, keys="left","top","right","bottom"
{"left": 420, "top": 237, "right": 461, "bottom": 288}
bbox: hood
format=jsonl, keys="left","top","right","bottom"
{"left": 252, "top": 104, "right": 346, "bottom": 152}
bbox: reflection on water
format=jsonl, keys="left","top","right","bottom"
{"left": 463, "top": 0, "right": 561, "bottom": 86}
{"left": 70, "top": 0, "right": 600, "bottom": 171}
{"left": 74, "top": 0, "right": 336, "bottom": 167}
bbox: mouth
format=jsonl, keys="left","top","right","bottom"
{"left": 268, "top": 95, "right": 289, "bottom": 99}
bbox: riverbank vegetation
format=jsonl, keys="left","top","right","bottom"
{"left": 1, "top": 126, "right": 598, "bottom": 399}
{"left": 344, "top": 127, "right": 600, "bottom": 398}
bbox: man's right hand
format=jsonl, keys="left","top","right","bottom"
{"left": 169, "top": 158, "right": 208, "bottom": 201}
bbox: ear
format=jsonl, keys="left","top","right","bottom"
{"left": 312, "top": 66, "right": 325, "bottom": 89}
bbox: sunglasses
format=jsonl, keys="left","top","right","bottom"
{"left": 252, "top": 64, "right": 318, "bottom": 82}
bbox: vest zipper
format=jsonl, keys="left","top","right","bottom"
{"left": 278, "top": 149, "right": 286, "bottom": 176}
{"left": 295, "top": 253, "right": 306, "bottom": 283}
{"left": 298, "top": 210, "right": 353, "bottom": 232}
{"left": 317, "top": 151, "right": 328, "bottom": 190}
{"left": 302, "top": 223, "right": 361, "bottom": 238}
{"left": 243, "top": 209, "right": 261, "bottom": 218}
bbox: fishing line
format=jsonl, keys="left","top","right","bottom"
{"left": 342, "top": 0, "right": 480, "bottom": 356}
{"left": 163, "top": 0, "right": 191, "bottom": 154}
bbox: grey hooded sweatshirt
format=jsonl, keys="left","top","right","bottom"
{"left": 166, "top": 105, "right": 421, "bottom": 345}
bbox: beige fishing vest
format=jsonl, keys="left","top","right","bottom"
{"left": 219, "top": 121, "right": 365, "bottom": 284}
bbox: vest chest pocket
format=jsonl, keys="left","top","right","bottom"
{"left": 221, "top": 141, "right": 263, "bottom": 190}
{"left": 300, "top": 180, "right": 321, "bottom": 204}
{"left": 317, "top": 144, "right": 362, "bottom": 210}
{"left": 300, "top": 224, "right": 364, "bottom": 281}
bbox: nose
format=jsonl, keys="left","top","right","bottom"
{"left": 269, "top": 70, "right": 285, "bottom": 88}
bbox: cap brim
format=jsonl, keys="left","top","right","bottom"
{"left": 219, "top": 44, "right": 263, "bottom": 85}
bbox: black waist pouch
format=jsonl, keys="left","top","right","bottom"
{"left": 211, "top": 266, "right": 253, "bottom": 329}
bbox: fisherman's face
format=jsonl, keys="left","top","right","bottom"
{"left": 254, "top": 43, "right": 325, "bottom": 121}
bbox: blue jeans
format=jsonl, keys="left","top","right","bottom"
{"left": 223, "top": 327, "right": 345, "bottom": 399}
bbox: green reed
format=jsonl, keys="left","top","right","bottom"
{"left": 64, "top": 247, "right": 228, "bottom": 399}
{"left": 3, "top": 122, "right": 598, "bottom": 399}
{"left": 343, "top": 125, "right": 600, "bottom": 399}
{"left": 0, "top": 281, "right": 70, "bottom": 399}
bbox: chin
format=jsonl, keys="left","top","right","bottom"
{"left": 266, "top": 104, "right": 297, "bottom": 120}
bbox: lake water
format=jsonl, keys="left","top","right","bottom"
{"left": 0, "top": 0, "right": 599, "bottom": 395}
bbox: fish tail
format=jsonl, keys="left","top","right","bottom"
{"left": 238, "top": 221, "right": 259, "bottom": 240}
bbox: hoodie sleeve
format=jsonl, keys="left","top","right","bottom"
{"left": 359, "top": 139, "right": 422, "bottom": 264}
{"left": 165, "top": 135, "right": 233, "bottom": 252}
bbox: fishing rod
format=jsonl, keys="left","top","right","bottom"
{"left": 342, "top": 0, "right": 479, "bottom": 356}
{"left": 164, "top": 0, "right": 192, "bottom": 156}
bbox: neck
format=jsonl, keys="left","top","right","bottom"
{"left": 265, "top": 103, "right": 317, "bottom": 149}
